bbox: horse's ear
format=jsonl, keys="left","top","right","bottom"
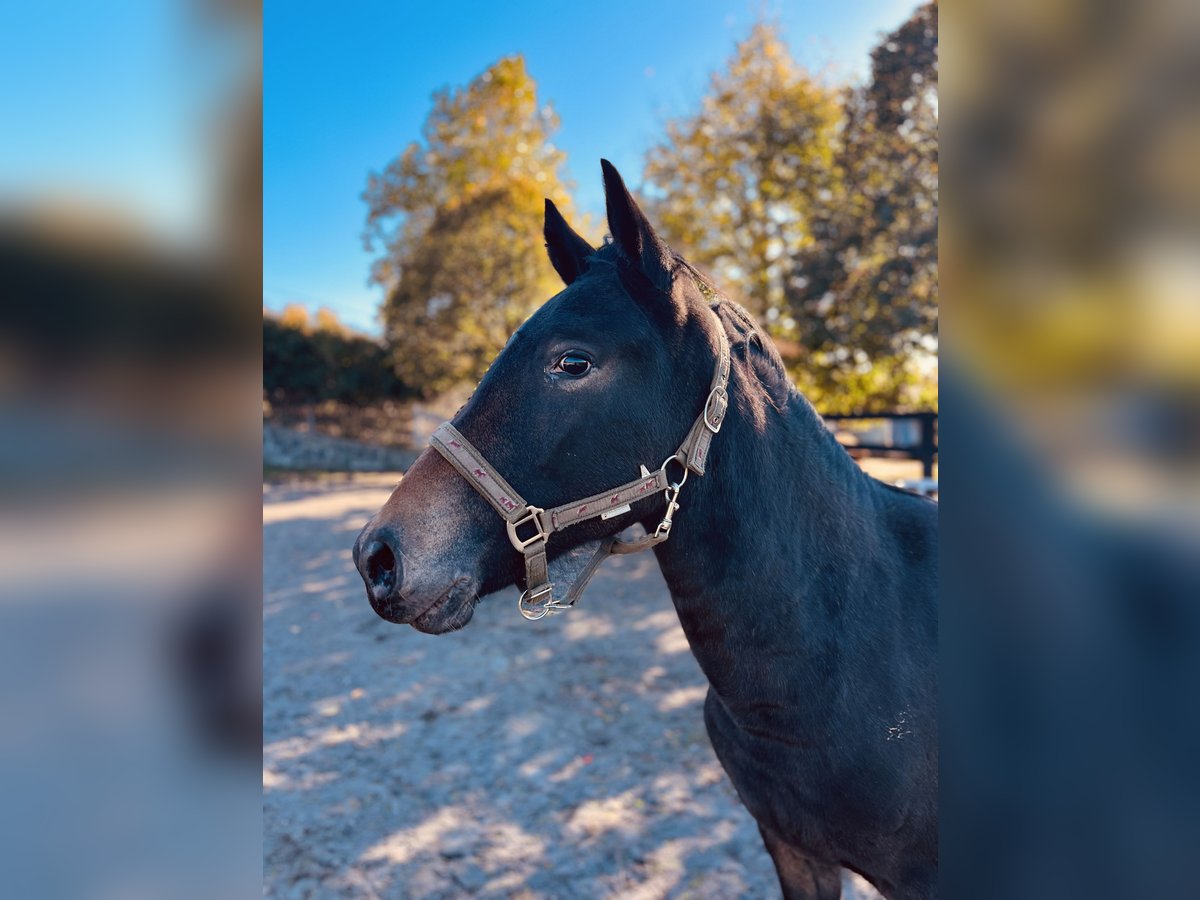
{"left": 601, "top": 159, "right": 674, "bottom": 293}
{"left": 544, "top": 198, "right": 595, "bottom": 286}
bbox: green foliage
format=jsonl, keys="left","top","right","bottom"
{"left": 363, "top": 56, "right": 581, "bottom": 397}
{"left": 789, "top": 2, "right": 938, "bottom": 413}
{"left": 344, "top": 13, "right": 937, "bottom": 413}
{"left": 645, "top": 9, "right": 938, "bottom": 414}
{"left": 263, "top": 308, "right": 407, "bottom": 407}
{"left": 645, "top": 24, "right": 842, "bottom": 328}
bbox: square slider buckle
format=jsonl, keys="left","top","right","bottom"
{"left": 506, "top": 505, "right": 549, "bottom": 553}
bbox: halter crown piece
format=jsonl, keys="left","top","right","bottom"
{"left": 430, "top": 318, "right": 731, "bottom": 621}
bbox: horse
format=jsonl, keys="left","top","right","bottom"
{"left": 353, "top": 160, "right": 938, "bottom": 899}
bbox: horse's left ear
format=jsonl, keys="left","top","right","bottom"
{"left": 544, "top": 198, "right": 595, "bottom": 286}
{"left": 601, "top": 159, "right": 674, "bottom": 294}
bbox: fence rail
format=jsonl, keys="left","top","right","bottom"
{"left": 822, "top": 412, "right": 938, "bottom": 479}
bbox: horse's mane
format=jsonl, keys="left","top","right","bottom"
{"left": 667, "top": 258, "right": 861, "bottom": 472}
{"left": 586, "top": 240, "right": 869, "bottom": 485}
{"left": 673, "top": 257, "right": 793, "bottom": 404}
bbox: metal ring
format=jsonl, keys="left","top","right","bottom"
{"left": 659, "top": 454, "right": 689, "bottom": 490}
{"left": 518, "top": 585, "right": 554, "bottom": 620}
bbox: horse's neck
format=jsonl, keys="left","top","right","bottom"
{"left": 652, "top": 369, "right": 876, "bottom": 729}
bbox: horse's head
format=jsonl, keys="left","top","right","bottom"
{"left": 354, "top": 160, "right": 725, "bottom": 632}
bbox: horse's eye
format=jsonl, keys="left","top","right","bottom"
{"left": 552, "top": 351, "right": 593, "bottom": 378}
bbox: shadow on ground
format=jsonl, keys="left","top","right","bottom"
{"left": 264, "top": 477, "right": 880, "bottom": 899}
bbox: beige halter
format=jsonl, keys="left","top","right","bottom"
{"left": 430, "top": 323, "right": 731, "bottom": 620}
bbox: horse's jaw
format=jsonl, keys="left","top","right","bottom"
{"left": 399, "top": 577, "right": 480, "bottom": 634}
{"left": 543, "top": 537, "right": 610, "bottom": 606}
{"left": 362, "top": 565, "right": 484, "bottom": 633}
{"left": 407, "top": 537, "right": 610, "bottom": 634}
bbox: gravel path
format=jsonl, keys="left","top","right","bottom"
{"left": 264, "top": 477, "right": 880, "bottom": 899}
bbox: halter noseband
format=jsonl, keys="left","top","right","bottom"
{"left": 430, "top": 319, "right": 731, "bottom": 621}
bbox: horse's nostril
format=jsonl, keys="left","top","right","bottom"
{"left": 362, "top": 539, "right": 399, "bottom": 597}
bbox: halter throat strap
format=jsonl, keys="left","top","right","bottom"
{"left": 430, "top": 318, "right": 731, "bottom": 620}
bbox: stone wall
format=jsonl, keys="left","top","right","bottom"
{"left": 263, "top": 385, "right": 474, "bottom": 473}
{"left": 263, "top": 423, "right": 418, "bottom": 472}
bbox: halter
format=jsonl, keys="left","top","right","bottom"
{"left": 430, "top": 321, "right": 731, "bottom": 621}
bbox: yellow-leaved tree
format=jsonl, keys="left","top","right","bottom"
{"left": 788, "top": 3, "right": 938, "bottom": 413}
{"left": 644, "top": 24, "right": 842, "bottom": 331}
{"left": 646, "top": 15, "right": 938, "bottom": 414}
{"left": 363, "top": 56, "right": 581, "bottom": 397}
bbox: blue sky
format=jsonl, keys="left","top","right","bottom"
{"left": 265, "top": 0, "right": 920, "bottom": 334}
{"left": 0, "top": 1, "right": 236, "bottom": 245}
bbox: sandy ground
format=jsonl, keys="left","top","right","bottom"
{"left": 264, "top": 476, "right": 883, "bottom": 898}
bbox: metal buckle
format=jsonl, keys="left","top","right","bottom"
{"left": 506, "top": 506, "right": 548, "bottom": 553}
{"left": 651, "top": 455, "right": 687, "bottom": 541}
{"left": 518, "top": 583, "right": 566, "bottom": 620}
{"left": 653, "top": 483, "right": 683, "bottom": 540}
{"left": 703, "top": 387, "right": 726, "bottom": 434}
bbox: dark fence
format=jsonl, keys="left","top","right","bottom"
{"left": 822, "top": 412, "right": 938, "bottom": 479}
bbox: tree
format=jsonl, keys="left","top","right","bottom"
{"left": 263, "top": 312, "right": 323, "bottom": 407}
{"left": 787, "top": 2, "right": 938, "bottom": 412}
{"left": 315, "top": 307, "right": 345, "bottom": 335}
{"left": 278, "top": 303, "right": 310, "bottom": 332}
{"left": 363, "top": 56, "right": 581, "bottom": 397}
{"left": 263, "top": 308, "right": 407, "bottom": 408}
{"left": 644, "top": 24, "right": 842, "bottom": 328}
{"left": 644, "top": 12, "right": 938, "bottom": 414}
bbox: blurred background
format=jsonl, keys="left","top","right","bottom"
{"left": 941, "top": 0, "right": 1200, "bottom": 897}
{"left": 1, "top": 0, "right": 262, "bottom": 897}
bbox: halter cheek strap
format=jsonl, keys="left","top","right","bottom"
{"left": 430, "top": 322, "right": 730, "bottom": 621}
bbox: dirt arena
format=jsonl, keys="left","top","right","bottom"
{"left": 264, "top": 475, "right": 882, "bottom": 898}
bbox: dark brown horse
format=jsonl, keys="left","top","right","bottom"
{"left": 354, "top": 161, "right": 938, "bottom": 899}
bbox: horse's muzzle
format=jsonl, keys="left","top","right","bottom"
{"left": 353, "top": 523, "right": 479, "bottom": 634}
{"left": 354, "top": 526, "right": 406, "bottom": 621}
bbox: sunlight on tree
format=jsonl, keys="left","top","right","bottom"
{"left": 363, "top": 56, "right": 582, "bottom": 396}
{"left": 790, "top": 2, "right": 938, "bottom": 412}
{"left": 645, "top": 9, "right": 938, "bottom": 413}
{"left": 264, "top": 308, "right": 406, "bottom": 408}
{"left": 315, "top": 307, "right": 346, "bottom": 335}
{"left": 278, "top": 303, "right": 310, "bottom": 333}
{"left": 355, "top": 14, "right": 937, "bottom": 413}
{"left": 645, "top": 24, "right": 842, "bottom": 330}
